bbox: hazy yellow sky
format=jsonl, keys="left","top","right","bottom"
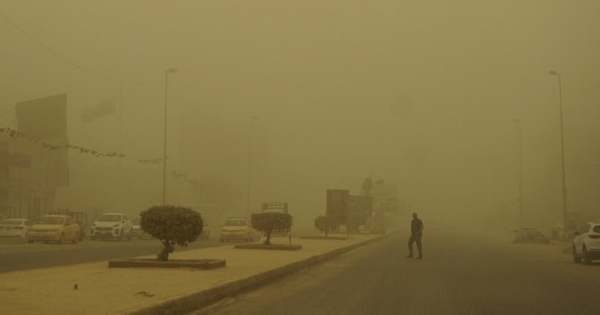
{"left": 1, "top": 0, "right": 598, "bottom": 227}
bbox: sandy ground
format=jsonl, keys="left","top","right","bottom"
{"left": 0, "top": 234, "right": 383, "bottom": 315}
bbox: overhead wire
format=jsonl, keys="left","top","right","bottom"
{"left": 0, "top": 9, "right": 159, "bottom": 86}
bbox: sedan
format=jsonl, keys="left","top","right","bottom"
{"left": 28, "top": 215, "right": 80, "bottom": 244}
{"left": 0, "top": 219, "right": 34, "bottom": 238}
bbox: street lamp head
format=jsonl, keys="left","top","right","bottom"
{"left": 167, "top": 68, "right": 177, "bottom": 73}
{"left": 549, "top": 70, "right": 559, "bottom": 76}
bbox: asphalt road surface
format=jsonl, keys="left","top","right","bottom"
{"left": 191, "top": 229, "right": 600, "bottom": 315}
{"left": 0, "top": 237, "right": 223, "bottom": 273}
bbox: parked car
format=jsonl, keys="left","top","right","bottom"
{"left": 27, "top": 215, "right": 80, "bottom": 244}
{"left": 90, "top": 213, "right": 133, "bottom": 241}
{"left": 0, "top": 218, "right": 34, "bottom": 238}
{"left": 220, "top": 217, "right": 254, "bottom": 242}
{"left": 48, "top": 209, "right": 88, "bottom": 241}
{"left": 573, "top": 222, "right": 600, "bottom": 264}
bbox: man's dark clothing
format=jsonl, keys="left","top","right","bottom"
{"left": 411, "top": 218, "right": 423, "bottom": 234}
{"left": 408, "top": 218, "right": 423, "bottom": 258}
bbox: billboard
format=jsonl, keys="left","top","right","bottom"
{"left": 349, "top": 195, "right": 372, "bottom": 228}
{"left": 15, "top": 94, "right": 69, "bottom": 186}
{"left": 16, "top": 94, "right": 67, "bottom": 139}
{"left": 326, "top": 189, "right": 349, "bottom": 218}
{"left": 371, "top": 183, "right": 399, "bottom": 212}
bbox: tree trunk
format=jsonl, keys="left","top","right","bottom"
{"left": 264, "top": 231, "right": 272, "bottom": 245}
{"left": 158, "top": 241, "right": 174, "bottom": 261}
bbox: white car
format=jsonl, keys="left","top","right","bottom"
{"left": 220, "top": 217, "right": 253, "bottom": 242}
{"left": 0, "top": 218, "right": 34, "bottom": 238}
{"left": 572, "top": 222, "right": 600, "bottom": 264}
{"left": 90, "top": 213, "right": 133, "bottom": 240}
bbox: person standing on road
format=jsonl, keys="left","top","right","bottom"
{"left": 407, "top": 212, "right": 424, "bottom": 259}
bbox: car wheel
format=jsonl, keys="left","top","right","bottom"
{"left": 118, "top": 229, "right": 124, "bottom": 241}
{"left": 127, "top": 229, "right": 133, "bottom": 241}
{"left": 573, "top": 245, "right": 582, "bottom": 263}
{"left": 72, "top": 232, "right": 78, "bottom": 244}
{"left": 583, "top": 246, "right": 592, "bottom": 265}
{"left": 57, "top": 233, "right": 64, "bottom": 244}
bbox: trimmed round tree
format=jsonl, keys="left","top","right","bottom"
{"left": 251, "top": 212, "right": 292, "bottom": 245}
{"left": 140, "top": 205, "right": 203, "bottom": 261}
{"left": 314, "top": 215, "right": 333, "bottom": 237}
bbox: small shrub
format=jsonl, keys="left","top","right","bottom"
{"left": 140, "top": 205, "right": 203, "bottom": 261}
{"left": 251, "top": 212, "right": 292, "bottom": 245}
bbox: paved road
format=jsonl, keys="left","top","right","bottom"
{"left": 0, "top": 226, "right": 314, "bottom": 274}
{"left": 191, "top": 230, "right": 600, "bottom": 315}
{"left": 0, "top": 237, "right": 224, "bottom": 273}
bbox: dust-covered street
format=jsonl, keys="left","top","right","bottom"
{"left": 1, "top": 1, "right": 599, "bottom": 314}
{"left": 192, "top": 230, "right": 600, "bottom": 315}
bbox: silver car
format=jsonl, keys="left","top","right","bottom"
{"left": 573, "top": 222, "right": 600, "bottom": 264}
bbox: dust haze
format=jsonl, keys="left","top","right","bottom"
{"left": 1, "top": 0, "right": 599, "bottom": 234}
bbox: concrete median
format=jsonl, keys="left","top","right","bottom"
{"left": 0, "top": 233, "right": 390, "bottom": 315}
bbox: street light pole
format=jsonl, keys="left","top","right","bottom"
{"left": 246, "top": 116, "right": 257, "bottom": 217}
{"left": 163, "top": 68, "right": 177, "bottom": 205}
{"left": 549, "top": 70, "right": 568, "bottom": 235}
{"left": 512, "top": 119, "right": 523, "bottom": 224}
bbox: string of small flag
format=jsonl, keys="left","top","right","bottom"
{"left": 0, "top": 127, "right": 203, "bottom": 185}
{"left": 0, "top": 127, "right": 161, "bottom": 164}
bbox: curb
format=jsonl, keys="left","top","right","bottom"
{"left": 0, "top": 238, "right": 28, "bottom": 246}
{"left": 108, "top": 258, "right": 226, "bottom": 270}
{"left": 234, "top": 244, "right": 302, "bottom": 250}
{"left": 126, "top": 233, "right": 389, "bottom": 315}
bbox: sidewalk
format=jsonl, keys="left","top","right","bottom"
{"left": 0, "top": 233, "right": 388, "bottom": 315}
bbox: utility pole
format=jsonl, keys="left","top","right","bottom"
{"left": 162, "top": 68, "right": 177, "bottom": 205}
{"left": 246, "top": 116, "right": 257, "bottom": 217}
{"left": 549, "top": 70, "right": 568, "bottom": 236}
{"left": 513, "top": 119, "right": 523, "bottom": 224}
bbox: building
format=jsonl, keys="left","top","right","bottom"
{"left": 0, "top": 94, "right": 68, "bottom": 219}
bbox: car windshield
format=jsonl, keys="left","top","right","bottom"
{"left": 96, "top": 214, "right": 122, "bottom": 222}
{"left": 38, "top": 217, "right": 64, "bottom": 225}
{"left": 593, "top": 225, "right": 600, "bottom": 233}
{"left": 1, "top": 219, "right": 24, "bottom": 225}
{"left": 224, "top": 219, "right": 247, "bottom": 226}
